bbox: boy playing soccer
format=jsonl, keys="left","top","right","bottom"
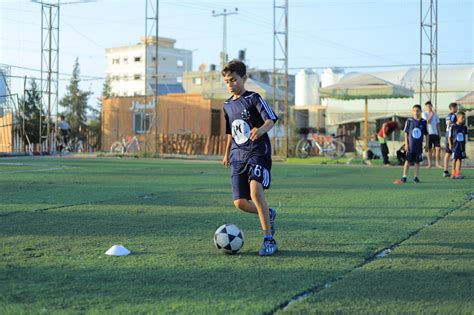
{"left": 448, "top": 111, "right": 468, "bottom": 179}
{"left": 443, "top": 102, "right": 458, "bottom": 177}
{"left": 394, "top": 104, "right": 428, "bottom": 184}
{"left": 221, "top": 60, "right": 279, "bottom": 256}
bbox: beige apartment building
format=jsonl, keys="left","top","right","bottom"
{"left": 105, "top": 36, "right": 192, "bottom": 97}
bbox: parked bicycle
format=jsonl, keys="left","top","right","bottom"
{"left": 295, "top": 133, "right": 346, "bottom": 159}
{"left": 110, "top": 136, "right": 140, "bottom": 154}
{"left": 57, "top": 135, "right": 83, "bottom": 154}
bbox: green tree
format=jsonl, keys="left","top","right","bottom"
{"left": 101, "top": 75, "right": 112, "bottom": 100}
{"left": 19, "top": 78, "right": 43, "bottom": 144}
{"left": 59, "top": 58, "right": 92, "bottom": 136}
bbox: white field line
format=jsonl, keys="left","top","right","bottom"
{"left": 0, "top": 166, "right": 75, "bottom": 174}
{"left": 0, "top": 162, "right": 51, "bottom": 166}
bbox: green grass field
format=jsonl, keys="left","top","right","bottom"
{"left": 0, "top": 157, "right": 472, "bottom": 314}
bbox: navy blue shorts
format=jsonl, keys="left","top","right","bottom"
{"left": 231, "top": 162, "right": 271, "bottom": 200}
{"left": 406, "top": 152, "right": 423, "bottom": 164}
{"left": 452, "top": 150, "right": 466, "bottom": 160}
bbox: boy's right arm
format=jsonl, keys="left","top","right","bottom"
{"left": 404, "top": 133, "right": 409, "bottom": 152}
{"left": 223, "top": 135, "right": 232, "bottom": 168}
{"left": 448, "top": 128, "right": 453, "bottom": 150}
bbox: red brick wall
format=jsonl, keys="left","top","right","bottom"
{"left": 101, "top": 94, "right": 227, "bottom": 152}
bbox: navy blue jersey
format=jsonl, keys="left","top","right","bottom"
{"left": 404, "top": 118, "right": 427, "bottom": 153}
{"left": 449, "top": 123, "right": 468, "bottom": 154}
{"left": 223, "top": 91, "right": 278, "bottom": 168}
{"left": 445, "top": 112, "right": 457, "bottom": 132}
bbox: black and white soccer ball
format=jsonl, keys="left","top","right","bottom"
{"left": 214, "top": 224, "right": 245, "bottom": 254}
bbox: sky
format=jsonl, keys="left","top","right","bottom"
{"left": 1, "top": 0, "right": 473, "bottom": 110}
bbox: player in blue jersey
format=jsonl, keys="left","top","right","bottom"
{"left": 443, "top": 102, "right": 458, "bottom": 177}
{"left": 448, "top": 112, "right": 468, "bottom": 179}
{"left": 221, "top": 60, "right": 279, "bottom": 256}
{"left": 394, "top": 104, "right": 428, "bottom": 184}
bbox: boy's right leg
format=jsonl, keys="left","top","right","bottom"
{"left": 403, "top": 160, "right": 410, "bottom": 179}
{"left": 233, "top": 199, "right": 258, "bottom": 214}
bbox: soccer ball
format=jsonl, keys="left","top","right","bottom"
{"left": 214, "top": 224, "right": 245, "bottom": 254}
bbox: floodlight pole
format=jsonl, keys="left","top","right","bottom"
{"left": 38, "top": 1, "right": 60, "bottom": 153}
{"left": 33, "top": 0, "right": 96, "bottom": 153}
{"left": 420, "top": 0, "right": 438, "bottom": 110}
{"left": 144, "top": 0, "right": 159, "bottom": 155}
{"left": 273, "top": 0, "right": 289, "bottom": 159}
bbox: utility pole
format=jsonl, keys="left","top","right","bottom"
{"left": 420, "top": 0, "right": 438, "bottom": 110}
{"left": 144, "top": 0, "right": 159, "bottom": 154}
{"left": 273, "top": 0, "right": 289, "bottom": 159}
{"left": 212, "top": 8, "right": 238, "bottom": 69}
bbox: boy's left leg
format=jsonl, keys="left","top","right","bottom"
{"left": 454, "top": 159, "right": 464, "bottom": 179}
{"left": 434, "top": 136, "right": 442, "bottom": 168}
{"left": 413, "top": 163, "right": 421, "bottom": 182}
{"left": 250, "top": 180, "right": 278, "bottom": 256}
{"left": 250, "top": 180, "right": 271, "bottom": 236}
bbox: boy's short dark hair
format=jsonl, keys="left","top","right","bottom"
{"left": 457, "top": 111, "right": 466, "bottom": 117}
{"left": 449, "top": 102, "right": 458, "bottom": 109}
{"left": 221, "top": 59, "right": 246, "bottom": 78}
{"left": 412, "top": 104, "right": 422, "bottom": 111}
{"left": 425, "top": 101, "right": 432, "bottom": 106}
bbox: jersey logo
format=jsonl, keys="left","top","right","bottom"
{"left": 412, "top": 128, "right": 422, "bottom": 139}
{"left": 241, "top": 109, "right": 250, "bottom": 120}
{"left": 456, "top": 133, "right": 464, "bottom": 142}
{"left": 232, "top": 119, "right": 251, "bottom": 145}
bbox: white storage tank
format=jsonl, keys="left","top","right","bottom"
{"left": 321, "top": 67, "right": 345, "bottom": 88}
{"left": 295, "top": 69, "right": 320, "bottom": 106}
{"left": 0, "top": 70, "right": 6, "bottom": 106}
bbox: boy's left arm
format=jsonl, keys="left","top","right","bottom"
{"left": 251, "top": 94, "right": 278, "bottom": 141}
{"left": 250, "top": 120, "right": 274, "bottom": 141}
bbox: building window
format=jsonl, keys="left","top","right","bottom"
{"left": 152, "top": 56, "right": 156, "bottom": 62}
{"left": 193, "top": 77, "right": 202, "bottom": 85}
{"left": 112, "top": 58, "right": 120, "bottom": 65}
{"left": 134, "top": 56, "right": 141, "bottom": 62}
{"left": 177, "top": 59, "right": 184, "bottom": 67}
{"left": 133, "top": 112, "right": 151, "bottom": 133}
{"left": 123, "top": 57, "right": 128, "bottom": 64}
{"left": 112, "top": 75, "right": 120, "bottom": 81}
{"left": 123, "top": 74, "right": 128, "bottom": 81}
{"left": 134, "top": 74, "right": 141, "bottom": 80}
